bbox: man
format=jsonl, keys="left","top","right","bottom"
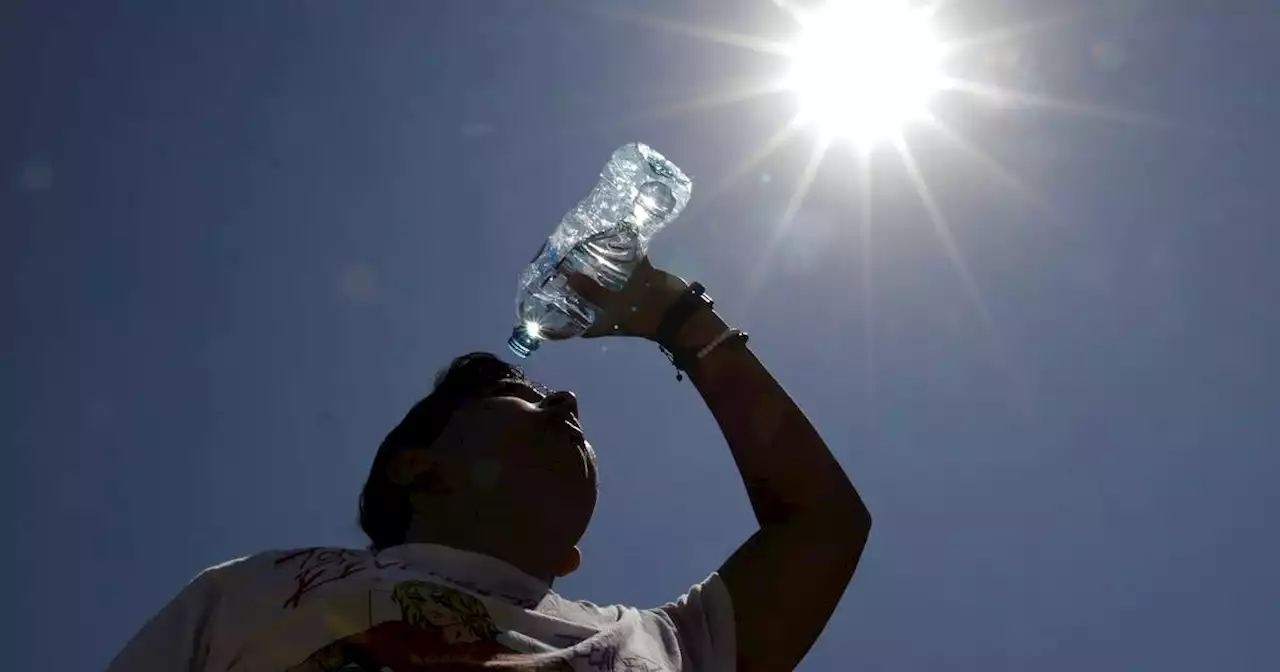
{"left": 109, "top": 259, "right": 872, "bottom": 671}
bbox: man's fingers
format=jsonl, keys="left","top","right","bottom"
{"left": 568, "top": 272, "right": 627, "bottom": 339}
{"left": 566, "top": 272, "right": 611, "bottom": 307}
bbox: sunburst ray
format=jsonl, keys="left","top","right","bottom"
{"left": 894, "top": 135, "right": 997, "bottom": 341}
{"left": 923, "top": 117, "right": 1054, "bottom": 217}
{"left": 581, "top": 80, "right": 789, "bottom": 134}
{"left": 744, "top": 136, "right": 831, "bottom": 306}
{"left": 940, "top": 7, "right": 1088, "bottom": 56}
{"left": 577, "top": 2, "right": 791, "bottom": 57}
{"left": 856, "top": 144, "right": 878, "bottom": 416}
{"left": 941, "top": 77, "right": 1185, "bottom": 130}
{"left": 686, "top": 117, "right": 805, "bottom": 225}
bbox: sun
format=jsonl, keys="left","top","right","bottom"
{"left": 784, "top": 0, "right": 945, "bottom": 145}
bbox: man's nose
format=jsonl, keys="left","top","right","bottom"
{"left": 541, "top": 390, "right": 579, "bottom": 417}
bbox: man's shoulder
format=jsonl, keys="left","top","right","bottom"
{"left": 548, "top": 594, "right": 628, "bottom": 624}
{"left": 197, "top": 546, "right": 375, "bottom": 583}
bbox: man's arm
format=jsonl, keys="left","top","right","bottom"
{"left": 569, "top": 262, "right": 871, "bottom": 670}
{"left": 671, "top": 306, "right": 872, "bottom": 672}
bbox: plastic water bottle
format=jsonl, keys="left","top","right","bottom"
{"left": 507, "top": 143, "right": 692, "bottom": 358}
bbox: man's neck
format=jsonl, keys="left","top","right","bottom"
{"left": 402, "top": 515, "right": 560, "bottom": 584}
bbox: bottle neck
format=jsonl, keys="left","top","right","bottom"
{"left": 507, "top": 325, "right": 541, "bottom": 358}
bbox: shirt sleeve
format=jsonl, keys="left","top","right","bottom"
{"left": 658, "top": 572, "right": 738, "bottom": 672}
{"left": 106, "top": 568, "right": 221, "bottom": 672}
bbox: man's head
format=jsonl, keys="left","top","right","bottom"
{"left": 360, "top": 353, "right": 598, "bottom": 581}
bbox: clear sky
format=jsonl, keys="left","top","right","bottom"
{"left": 4, "top": 1, "right": 1279, "bottom": 669}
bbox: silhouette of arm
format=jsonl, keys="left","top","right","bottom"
{"left": 673, "top": 308, "right": 872, "bottom": 672}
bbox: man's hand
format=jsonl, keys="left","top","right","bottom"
{"left": 569, "top": 258, "right": 872, "bottom": 672}
{"left": 566, "top": 257, "right": 689, "bottom": 341}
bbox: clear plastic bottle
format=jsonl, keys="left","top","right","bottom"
{"left": 507, "top": 143, "right": 692, "bottom": 358}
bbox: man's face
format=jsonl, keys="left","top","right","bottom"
{"left": 400, "top": 378, "right": 599, "bottom": 545}
{"left": 453, "top": 379, "right": 598, "bottom": 490}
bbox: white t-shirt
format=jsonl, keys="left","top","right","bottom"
{"left": 107, "top": 544, "right": 736, "bottom": 671}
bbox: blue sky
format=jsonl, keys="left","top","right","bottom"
{"left": 4, "top": 0, "right": 1279, "bottom": 669}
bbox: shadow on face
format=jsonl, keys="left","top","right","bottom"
{"left": 393, "top": 381, "right": 599, "bottom": 553}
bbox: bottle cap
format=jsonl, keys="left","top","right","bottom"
{"left": 507, "top": 325, "right": 541, "bottom": 358}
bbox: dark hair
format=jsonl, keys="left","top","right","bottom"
{"left": 358, "top": 352, "right": 537, "bottom": 550}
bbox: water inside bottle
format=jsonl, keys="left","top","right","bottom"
{"left": 634, "top": 182, "right": 677, "bottom": 225}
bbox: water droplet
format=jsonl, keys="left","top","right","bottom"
{"left": 339, "top": 263, "right": 378, "bottom": 303}
{"left": 1091, "top": 39, "right": 1127, "bottom": 71}
{"left": 461, "top": 122, "right": 495, "bottom": 138}
{"left": 84, "top": 399, "right": 114, "bottom": 431}
{"left": 19, "top": 159, "right": 53, "bottom": 192}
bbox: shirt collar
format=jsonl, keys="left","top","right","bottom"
{"left": 375, "top": 542, "right": 552, "bottom": 608}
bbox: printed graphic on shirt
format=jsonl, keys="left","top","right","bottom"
{"left": 285, "top": 580, "right": 573, "bottom": 671}
{"left": 275, "top": 547, "right": 541, "bottom": 609}
{"left": 276, "top": 548, "right": 383, "bottom": 609}
{"left": 265, "top": 549, "right": 667, "bottom": 672}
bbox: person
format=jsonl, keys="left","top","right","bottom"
{"left": 108, "top": 259, "right": 872, "bottom": 671}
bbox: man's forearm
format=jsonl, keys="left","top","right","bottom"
{"left": 670, "top": 308, "right": 870, "bottom": 529}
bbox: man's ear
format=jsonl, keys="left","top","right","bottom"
{"left": 386, "top": 448, "right": 433, "bottom": 487}
{"left": 555, "top": 546, "right": 582, "bottom": 578}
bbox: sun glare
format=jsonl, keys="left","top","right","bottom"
{"left": 785, "top": 0, "right": 944, "bottom": 145}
